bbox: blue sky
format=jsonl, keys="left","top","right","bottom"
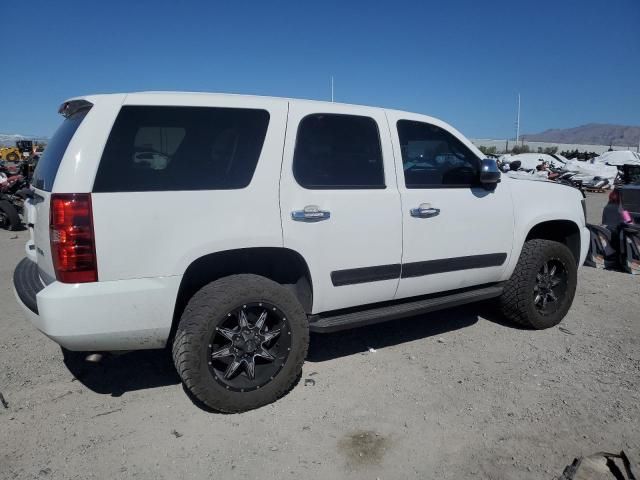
{"left": 1, "top": 0, "right": 639, "bottom": 139}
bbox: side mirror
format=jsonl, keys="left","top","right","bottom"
{"left": 480, "top": 158, "right": 501, "bottom": 188}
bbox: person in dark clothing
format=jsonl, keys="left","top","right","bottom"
{"left": 602, "top": 189, "right": 633, "bottom": 254}
{"left": 602, "top": 190, "right": 632, "bottom": 228}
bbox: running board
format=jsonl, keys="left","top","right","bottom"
{"left": 309, "top": 284, "right": 504, "bottom": 333}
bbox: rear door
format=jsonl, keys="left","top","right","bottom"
{"left": 279, "top": 103, "right": 403, "bottom": 313}
{"left": 386, "top": 112, "right": 514, "bottom": 299}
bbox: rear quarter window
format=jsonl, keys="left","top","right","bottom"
{"left": 93, "top": 106, "right": 270, "bottom": 192}
{"left": 32, "top": 110, "right": 89, "bottom": 191}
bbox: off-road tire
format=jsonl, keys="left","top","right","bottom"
{"left": 6, "top": 152, "right": 19, "bottom": 162}
{"left": 499, "top": 239, "right": 577, "bottom": 329}
{"left": 172, "top": 274, "right": 309, "bottom": 412}
{"left": 0, "top": 200, "right": 20, "bottom": 230}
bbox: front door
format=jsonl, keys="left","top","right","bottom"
{"left": 279, "top": 103, "right": 402, "bottom": 313}
{"left": 386, "top": 112, "right": 515, "bottom": 300}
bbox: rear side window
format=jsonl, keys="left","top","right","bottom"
{"left": 397, "top": 120, "right": 479, "bottom": 188}
{"left": 93, "top": 106, "right": 270, "bottom": 192}
{"left": 293, "top": 114, "right": 385, "bottom": 189}
{"left": 32, "top": 110, "right": 88, "bottom": 191}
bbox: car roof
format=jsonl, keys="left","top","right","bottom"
{"left": 64, "top": 91, "right": 421, "bottom": 118}
{"left": 60, "top": 91, "right": 485, "bottom": 159}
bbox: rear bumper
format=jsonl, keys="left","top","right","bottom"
{"left": 13, "top": 258, "right": 181, "bottom": 351}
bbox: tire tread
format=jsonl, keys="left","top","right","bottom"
{"left": 499, "top": 239, "right": 577, "bottom": 329}
{"left": 172, "top": 274, "right": 309, "bottom": 412}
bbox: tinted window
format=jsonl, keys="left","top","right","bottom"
{"left": 293, "top": 114, "right": 384, "bottom": 189}
{"left": 32, "top": 110, "right": 89, "bottom": 191}
{"left": 93, "top": 106, "right": 269, "bottom": 192}
{"left": 397, "top": 120, "right": 479, "bottom": 188}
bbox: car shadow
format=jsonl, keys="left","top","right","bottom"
{"left": 307, "top": 305, "right": 482, "bottom": 362}
{"left": 62, "top": 304, "right": 519, "bottom": 408}
{"left": 62, "top": 348, "right": 180, "bottom": 397}
{"left": 473, "top": 301, "right": 532, "bottom": 331}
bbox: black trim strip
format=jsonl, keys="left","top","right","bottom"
{"left": 331, "top": 264, "right": 401, "bottom": 287}
{"left": 401, "top": 253, "right": 507, "bottom": 278}
{"left": 330, "top": 253, "right": 507, "bottom": 286}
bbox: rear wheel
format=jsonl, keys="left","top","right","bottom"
{"left": 6, "top": 152, "right": 19, "bottom": 162}
{"left": 172, "top": 274, "right": 309, "bottom": 412}
{"left": 0, "top": 200, "right": 20, "bottom": 230}
{"left": 498, "top": 239, "right": 577, "bottom": 329}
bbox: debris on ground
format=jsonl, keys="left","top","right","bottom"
{"left": 559, "top": 326, "right": 576, "bottom": 335}
{"left": 304, "top": 378, "right": 316, "bottom": 387}
{"left": 557, "top": 450, "right": 638, "bottom": 480}
{"left": 0, "top": 392, "right": 8, "bottom": 409}
{"left": 170, "top": 429, "right": 183, "bottom": 438}
{"left": 91, "top": 408, "right": 122, "bottom": 419}
{"left": 367, "top": 347, "right": 377, "bottom": 353}
{"left": 437, "top": 338, "right": 446, "bottom": 344}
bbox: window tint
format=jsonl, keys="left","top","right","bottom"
{"left": 93, "top": 106, "right": 269, "bottom": 192}
{"left": 32, "top": 109, "right": 89, "bottom": 191}
{"left": 293, "top": 114, "right": 384, "bottom": 189}
{"left": 397, "top": 120, "right": 479, "bottom": 188}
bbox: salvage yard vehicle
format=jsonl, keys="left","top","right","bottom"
{"left": 0, "top": 146, "right": 21, "bottom": 162}
{"left": 15, "top": 140, "right": 34, "bottom": 159}
{"left": 0, "top": 160, "right": 30, "bottom": 230}
{"left": 13, "top": 92, "right": 590, "bottom": 412}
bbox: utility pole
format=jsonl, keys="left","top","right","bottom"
{"left": 331, "top": 76, "right": 334, "bottom": 103}
{"left": 515, "top": 93, "right": 521, "bottom": 144}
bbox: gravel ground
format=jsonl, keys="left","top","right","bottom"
{"left": 1, "top": 192, "right": 638, "bottom": 479}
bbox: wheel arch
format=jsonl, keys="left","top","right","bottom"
{"left": 168, "top": 247, "right": 313, "bottom": 344}
{"left": 525, "top": 219, "right": 581, "bottom": 265}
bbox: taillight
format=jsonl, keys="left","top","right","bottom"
{"left": 50, "top": 193, "right": 98, "bottom": 283}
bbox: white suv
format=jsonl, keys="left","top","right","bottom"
{"left": 13, "top": 92, "right": 589, "bottom": 412}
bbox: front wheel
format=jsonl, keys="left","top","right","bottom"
{"left": 498, "top": 239, "right": 577, "bottom": 329}
{"left": 172, "top": 274, "right": 309, "bottom": 412}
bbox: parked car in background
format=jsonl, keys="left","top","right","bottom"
{"left": 13, "top": 92, "right": 589, "bottom": 412}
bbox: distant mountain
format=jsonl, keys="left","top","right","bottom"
{"left": 522, "top": 124, "right": 640, "bottom": 147}
{"left": 0, "top": 133, "right": 48, "bottom": 147}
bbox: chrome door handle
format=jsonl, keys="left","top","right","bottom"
{"left": 410, "top": 204, "right": 440, "bottom": 218}
{"left": 291, "top": 205, "right": 331, "bottom": 222}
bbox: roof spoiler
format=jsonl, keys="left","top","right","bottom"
{"left": 58, "top": 99, "right": 93, "bottom": 118}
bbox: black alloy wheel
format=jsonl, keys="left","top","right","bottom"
{"left": 207, "top": 302, "right": 292, "bottom": 392}
{"left": 172, "top": 274, "right": 309, "bottom": 412}
{"left": 498, "top": 239, "right": 577, "bottom": 329}
{"left": 533, "top": 259, "right": 568, "bottom": 316}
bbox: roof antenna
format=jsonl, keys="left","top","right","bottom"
{"left": 515, "top": 93, "right": 521, "bottom": 144}
{"left": 331, "top": 76, "right": 334, "bottom": 103}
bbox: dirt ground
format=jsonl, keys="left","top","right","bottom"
{"left": 1, "top": 192, "right": 638, "bottom": 479}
